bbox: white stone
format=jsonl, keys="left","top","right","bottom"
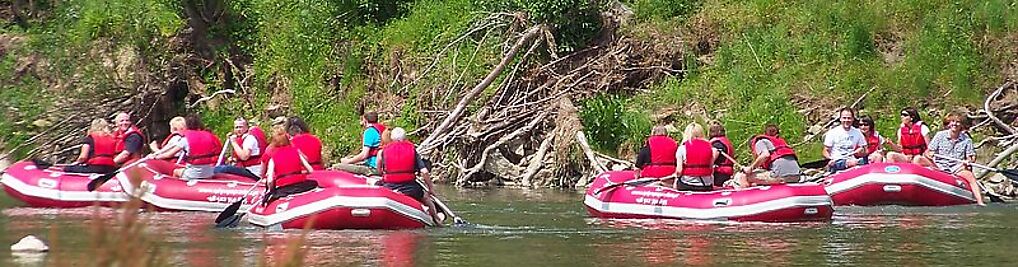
{"left": 10, "top": 235, "right": 48, "bottom": 252}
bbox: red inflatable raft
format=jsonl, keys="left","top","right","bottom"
{"left": 823, "top": 163, "right": 976, "bottom": 206}
{"left": 1, "top": 161, "right": 130, "bottom": 208}
{"left": 585, "top": 171, "right": 834, "bottom": 222}
{"left": 122, "top": 160, "right": 436, "bottom": 229}
{"left": 247, "top": 185, "right": 436, "bottom": 230}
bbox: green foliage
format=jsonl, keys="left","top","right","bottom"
{"left": 475, "top": 0, "right": 603, "bottom": 51}
{"left": 579, "top": 94, "right": 650, "bottom": 153}
{"left": 628, "top": 0, "right": 703, "bottom": 22}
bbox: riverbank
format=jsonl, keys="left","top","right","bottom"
{"left": 2, "top": 0, "right": 1016, "bottom": 188}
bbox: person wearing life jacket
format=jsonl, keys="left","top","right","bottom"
{"left": 674, "top": 123, "right": 718, "bottom": 191}
{"left": 375, "top": 127, "right": 441, "bottom": 225}
{"left": 634, "top": 125, "right": 678, "bottom": 180}
{"left": 152, "top": 114, "right": 222, "bottom": 180}
{"left": 733, "top": 124, "right": 801, "bottom": 188}
{"left": 112, "top": 112, "right": 145, "bottom": 164}
{"left": 287, "top": 116, "right": 325, "bottom": 170}
{"left": 149, "top": 116, "right": 186, "bottom": 163}
{"left": 261, "top": 123, "right": 318, "bottom": 205}
{"left": 213, "top": 117, "right": 264, "bottom": 181}
{"left": 336, "top": 111, "right": 386, "bottom": 175}
{"left": 886, "top": 107, "right": 932, "bottom": 165}
{"left": 64, "top": 118, "right": 118, "bottom": 174}
{"left": 708, "top": 121, "right": 736, "bottom": 187}
{"left": 924, "top": 112, "right": 985, "bottom": 206}
{"left": 823, "top": 108, "right": 869, "bottom": 173}
{"left": 857, "top": 115, "right": 888, "bottom": 163}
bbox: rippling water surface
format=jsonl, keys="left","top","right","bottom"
{"left": 2, "top": 185, "right": 1017, "bottom": 266}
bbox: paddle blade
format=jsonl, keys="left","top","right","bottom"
{"left": 215, "top": 213, "right": 244, "bottom": 228}
{"left": 799, "top": 159, "right": 830, "bottom": 169}
{"left": 86, "top": 172, "right": 118, "bottom": 191}
{"left": 215, "top": 200, "right": 244, "bottom": 224}
{"left": 999, "top": 169, "right": 1018, "bottom": 182}
{"left": 31, "top": 158, "right": 54, "bottom": 169}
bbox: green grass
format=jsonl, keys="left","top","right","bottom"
{"left": 2, "top": 0, "right": 1015, "bottom": 167}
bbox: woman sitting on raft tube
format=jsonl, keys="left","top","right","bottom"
{"left": 149, "top": 116, "right": 186, "bottom": 163}
{"left": 886, "top": 107, "right": 932, "bottom": 165}
{"left": 857, "top": 115, "right": 891, "bottom": 163}
{"left": 65, "top": 118, "right": 118, "bottom": 174}
{"left": 634, "top": 125, "right": 678, "bottom": 180}
{"left": 261, "top": 121, "right": 318, "bottom": 205}
{"left": 923, "top": 112, "right": 986, "bottom": 206}
{"left": 673, "top": 122, "right": 719, "bottom": 191}
{"left": 151, "top": 115, "right": 223, "bottom": 180}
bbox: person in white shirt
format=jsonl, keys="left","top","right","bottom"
{"left": 212, "top": 118, "right": 263, "bottom": 180}
{"left": 823, "top": 108, "right": 868, "bottom": 172}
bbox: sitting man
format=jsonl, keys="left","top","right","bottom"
{"left": 214, "top": 117, "right": 265, "bottom": 181}
{"left": 823, "top": 108, "right": 868, "bottom": 172}
{"left": 375, "top": 127, "right": 441, "bottom": 225}
{"left": 335, "top": 111, "right": 385, "bottom": 175}
{"left": 734, "top": 124, "right": 801, "bottom": 187}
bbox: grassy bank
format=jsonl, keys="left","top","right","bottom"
{"left": 2, "top": 0, "right": 1016, "bottom": 172}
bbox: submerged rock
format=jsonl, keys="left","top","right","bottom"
{"left": 10, "top": 235, "right": 49, "bottom": 252}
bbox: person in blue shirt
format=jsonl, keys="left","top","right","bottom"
{"left": 334, "top": 111, "right": 387, "bottom": 175}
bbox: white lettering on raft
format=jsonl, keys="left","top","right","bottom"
{"left": 631, "top": 191, "right": 680, "bottom": 199}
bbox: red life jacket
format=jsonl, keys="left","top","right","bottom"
{"left": 232, "top": 134, "right": 262, "bottom": 167}
{"left": 182, "top": 130, "right": 220, "bottom": 165}
{"left": 865, "top": 132, "right": 881, "bottom": 154}
{"left": 899, "top": 122, "right": 926, "bottom": 155}
{"left": 749, "top": 135, "right": 797, "bottom": 170}
{"left": 87, "top": 134, "right": 117, "bottom": 167}
{"left": 270, "top": 145, "right": 308, "bottom": 188}
{"left": 249, "top": 126, "right": 269, "bottom": 154}
{"left": 159, "top": 132, "right": 182, "bottom": 148}
{"left": 366, "top": 123, "right": 386, "bottom": 157}
{"left": 114, "top": 126, "right": 144, "bottom": 161}
{"left": 640, "top": 135, "right": 678, "bottom": 178}
{"left": 681, "top": 139, "right": 714, "bottom": 176}
{"left": 291, "top": 133, "right": 324, "bottom": 170}
{"left": 710, "top": 137, "right": 735, "bottom": 175}
{"left": 381, "top": 141, "right": 417, "bottom": 183}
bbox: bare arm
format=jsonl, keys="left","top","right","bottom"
{"left": 153, "top": 146, "right": 183, "bottom": 160}
{"left": 232, "top": 137, "right": 252, "bottom": 161}
{"left": 342, "top": 146, "right": 371, "bottom": 164}
{"left": 745, "top": 150, "right": 770, "bottom": 173}
{"left": 75, "top": 144, "right": 90, "bottom": 164}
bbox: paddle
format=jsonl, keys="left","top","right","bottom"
{"left": 799, "top": 158, "right": 830, "bottom": 169}
{"left": 594, "top": 174, "right": 676, "bottom": 194}
{"left": 214, "top": 136, "right": 233, "bottom": 167}
{"left": 932, "top": 154, "right": 1018, "bottom": 182}
{"left": 86, "top": 145, "right": 175, "bottom": 191}
{"left": 214, "top": 181, "right": 264, "bottom": 228}
{"left": 430, "top": 194, "right": 468, "bottom": 226}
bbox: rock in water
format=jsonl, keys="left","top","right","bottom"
{"left": 10, "top": 235, "right": 49, "bottom": 252}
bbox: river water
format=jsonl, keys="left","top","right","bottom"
{"left": 1, "top": 185, "right": 1017, "bottom": 266}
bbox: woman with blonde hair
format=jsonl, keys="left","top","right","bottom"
{"left": 673, "top": 122, "right": 719, "bottom": 191}
{"left": 150, "top": 116, "right": 186, "bottom": 162}
{"left": 65, "top": 118, "right": 119, "bottom": 173}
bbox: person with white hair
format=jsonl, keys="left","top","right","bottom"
{"left": 673, "top": 122, "right": 719, "bottom": 191}
{"left": 375, "top": 127, "right": 442, "bottom": 225}
{"left": 633, "top": 125, "right": 678, "bottom": 180}
{"left": 150, "top": 116, "right": 186, "bottom": 161}
{"left": 112, "top": 112, "right": 145, "bottom": 164}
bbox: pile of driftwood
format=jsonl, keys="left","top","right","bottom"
{"left": 967, "top": 81, "right": 1018, "bottom": 198}
{"left": 407, "top": 8, "right": 683, "bottom": 187}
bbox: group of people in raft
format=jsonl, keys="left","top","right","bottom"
{"left": 634, "top": 107, "right": 986, "bottom": 206}
{"left": 64, "top": 111, "right": 443, "bottom": 221}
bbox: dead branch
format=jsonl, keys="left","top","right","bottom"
{"left": 984, "top": 81, "right": 1017, "bottom": 135}
{"left": 420, "top": 24, "right": 545, "bottom": 154}
{"left": 575, "top": 131, "right": 607, "bottom": 173}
